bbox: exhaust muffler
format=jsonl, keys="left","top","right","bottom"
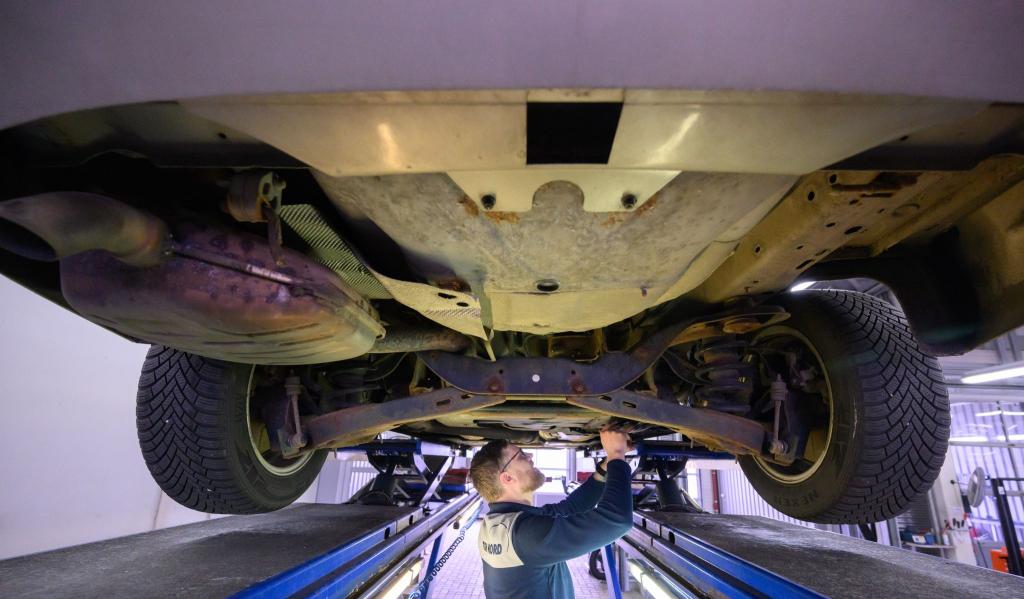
{"left": 0, "top": 192, "right": 385, "bottom": 364}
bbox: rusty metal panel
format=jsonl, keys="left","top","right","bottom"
{"left": 566, "top": 392, "right": 767, "bottom": 455}
{"left": 305, "top": 389, "right": 505, "bottom": 449}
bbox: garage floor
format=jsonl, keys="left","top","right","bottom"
{"left": 429, "top": 522, "right": 642, "bottom": 599}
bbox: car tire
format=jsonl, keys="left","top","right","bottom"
{"left": 738, "top": 290, "right": 950, "bottom": 524}
{"left": 588, "top": 549, "right": 606, "bottom": 581}
{"left": 136, "top": 346, "right": 327, "bottom": 514}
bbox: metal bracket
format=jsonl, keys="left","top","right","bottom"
{"left": 419, "top": 306, "right": 788, "bottom": 396}
{"left": 418, "top": 455, "right": 454, "bottom": 505}
{"left": 224, "top": 170, "right": 287, "bottom": 264}
{"left": 225, "top": 170, "right": 286, "bottom": 223}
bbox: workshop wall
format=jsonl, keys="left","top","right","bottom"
{"left": 0, "top": 277, "right": 212, "bottom": 559}
{"left": 949, "top": 400, "right": 1024, "bottom": 547}
{"left": 0, "top": 276, "right": 164, "bottom": 557}
{"left": 715, "top": 468, "right": 818, "bottom": 529}
{"left": 713, "top": 467, "right": 893, "bottom": 545}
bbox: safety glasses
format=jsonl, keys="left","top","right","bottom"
{"left": 499, "top": 447, "right": 525, "bottom": 473}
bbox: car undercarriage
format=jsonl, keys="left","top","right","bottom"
{"left": 1, "top": 88, "right": 1022, "bottom": 522}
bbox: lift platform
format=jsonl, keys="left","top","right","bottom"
{"left": 599, "top": 441, "right": 1024, "bottom": 599}
{"left": 5, "top": 438, "right": 1022, "bottom": 598}
{"left": 0, "top": 440, "right": 481, "bottom": 599}
{"left": 338, "top": 440, "right": 461, "bottom": 506}
{"left": 612, "top": 510, "right": 1024, "bottom": 598}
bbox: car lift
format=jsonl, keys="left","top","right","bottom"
{"left": 0, "top": 439, "right": 483, "bottom": 599}
{"left": 2, "top": 439, "right": 1020, "bottom": 598}
{"left": 339, "top": 440, "right": 459, "bottom": 506}
{"left": 594, "top": 441, "right": 1020, "bottom": 599}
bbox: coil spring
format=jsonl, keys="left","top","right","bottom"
{"left": 694, "top": 336, "right": 755, "bottom": 413}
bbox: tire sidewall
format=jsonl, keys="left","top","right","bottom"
{"left": 588, "top": 549, "right": 606, "bottom": 581}
{"left": 738, "top": 296, "right": 863, "bottom": 521}
{"left": 222, "top": 362, "right": 327, "bottom": 511}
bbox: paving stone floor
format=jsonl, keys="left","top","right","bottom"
{"left": 424, "top": 518, "right": 642, "bottom": 599}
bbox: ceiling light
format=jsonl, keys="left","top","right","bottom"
{"left": 975, "top": 410, "right": 1024, "bottom": 418}
{"left": 949, "top": 435, "right": 988, "bottom": 443}
{"left": 789, "top": 281, "right": 815, "bottom": 292}
{"left": 961, "top": 360, "right": 1024, "bottom": 384}
{"left": 949, "top": 434, "right": 1024, "bottom": 443}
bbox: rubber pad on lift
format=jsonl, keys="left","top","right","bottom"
{"left": 646, "top": 512, "right": 1024, "bottom": 598}
{"left": 0, "top": 503, "right": 421, "bottom": 599}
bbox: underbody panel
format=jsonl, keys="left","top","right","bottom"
{"left": 1, "top": 86, "right": 1022, "bottom": 450}
{"left": 2, "top": 89, "right": 1024, "bottom": 350}
{"left": 315, "top": 170, "right": 793, "bottom": 333}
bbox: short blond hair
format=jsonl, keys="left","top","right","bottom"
{"left": 469, "top": 440, "right": 510, "bottom": 502}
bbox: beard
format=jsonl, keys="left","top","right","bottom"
{"left": 524, "top": 467, "right": 546, "bottom": 492}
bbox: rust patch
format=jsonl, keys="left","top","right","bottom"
{"left": 601, "top": 214, "right": 625, "bottom": 227}
{"left": 434, "top": 279, "right": 467, "bottom": 292}
{"left": 634, "top": 195, "right": 659, "bottom": 215}
{"left": 485, "top": 376, "right": 505, "bottom": 394}
{"left": 600, "top": 196, "right": 658, "bottom": 227}
{"left": 457, "top": 196, "right": 479, "bottom": 217}
{"left": 484, "top": 211, "right": 519, "bottom": 224}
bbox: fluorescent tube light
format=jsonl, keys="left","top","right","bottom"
{"left": 961, "top": 360, "right": 1024, "bottom": 384}
{"left": 949, "top": 434, "right": 1024, "bottom": 443}
{"left": 949, "top": 435, "right": 988, "bottom": 443}
{"left": 644, "top": 577, "right": 678, "bottom": 599}
{"left": 975, "top": 410, "right": 1024, "bottom": 418}
{"left": 627, "top": 559, "right": 682, "bottom": 599}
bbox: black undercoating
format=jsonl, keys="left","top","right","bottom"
{"left": 646, "top": 512, "right": 1024, "bottom": 598}
{"left": 0, "top": 503, "right": 419, "bottom": 598}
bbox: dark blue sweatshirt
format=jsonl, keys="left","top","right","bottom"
{"left": 477, "top": 459, "right": 634, "bottom": 599}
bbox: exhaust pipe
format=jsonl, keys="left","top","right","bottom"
{"left": 369, "top": 327, "right": 470, "bottom": 354}
{"left": 0, "top": 192, "right": 169, "bottom": 267}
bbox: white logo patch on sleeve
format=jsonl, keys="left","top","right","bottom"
{"left": 478, "top": 512, "right": 524, "bottom": 568}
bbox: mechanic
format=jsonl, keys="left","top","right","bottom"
{"left": 468, "top": 426, "right": 634, "bottom": 599}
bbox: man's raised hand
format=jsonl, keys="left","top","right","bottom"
{"left": 599, "top": 425, "right": 631, "bottom": 461}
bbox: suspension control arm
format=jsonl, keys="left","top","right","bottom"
{"left": 303, "top": 388, "right": 506, "bottom": 449}
{"left": 566, "top": 391, "right": 769, "bottom": 456}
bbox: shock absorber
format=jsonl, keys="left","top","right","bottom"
{"left": 694, "top": 336, "right": 755, "bottom": 413}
